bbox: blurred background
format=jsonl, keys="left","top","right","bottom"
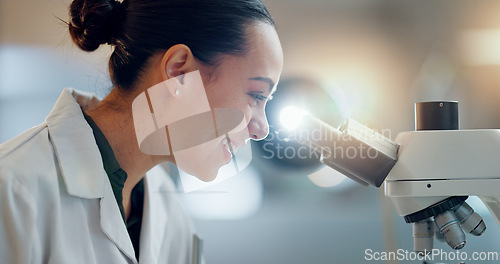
{"left": 1, "top": 0, "right": 500, "bottom": 263}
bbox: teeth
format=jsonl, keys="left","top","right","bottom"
{"left": 223, "top": 140, "right": 237, "bottom": 154}
{"left": 222, "top": 136, "right": 239, "bottom": 154}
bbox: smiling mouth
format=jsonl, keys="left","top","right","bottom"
{"left": 222, "top": 133, "right": 242, "bottom": 172}
{"left": 222, "top": 135, "right": 238, "bottom": 156}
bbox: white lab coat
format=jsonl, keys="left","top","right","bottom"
{"left": 0, "top": 88, "right": 199, "bottom": 264}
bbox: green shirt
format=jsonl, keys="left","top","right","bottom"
{"left": 82, "top": 110, "right": 144, "bottom": 260}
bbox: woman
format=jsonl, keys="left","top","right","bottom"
{"left": 0, "top": 0, "right": 283, "bottom": 263}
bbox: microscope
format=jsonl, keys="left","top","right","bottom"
{"left": 283, "top": 101, "right": 500, "bottom": 255}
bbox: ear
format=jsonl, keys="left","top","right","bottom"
{"left": 159, "top": 44, "right": 198, "bottom": 81}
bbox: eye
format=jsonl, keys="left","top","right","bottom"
{"left": 247, "top": 92, "right": 269, "bottom": 105}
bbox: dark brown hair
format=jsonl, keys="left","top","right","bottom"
{"left": 69, "top": 0, "right": 275, "bottom": 91}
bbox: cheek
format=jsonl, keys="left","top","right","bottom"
{"left": 205, "top": 84, "right": 249, "bottom": 111}
{"left": 243, "top": 104, "right": 255, "bottom": 124}
{"left": 202, "top": 78, "right": 258, "bottom": 127}
{"left": 204, "top": 84, "right": 235, "bottom": 108}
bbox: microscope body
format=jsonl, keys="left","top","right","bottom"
{"left": 385, "top": 129, "right": 500, "bottom": 225}
{"left": 283, "top": 100, "right": 498, "bottom": 253}
{"left": 329, "top": 100, "right": 498, "bottom": 252}
{"left": 381, "top": 128, "right": 500, "bottom": 253}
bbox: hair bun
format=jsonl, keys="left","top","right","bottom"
{"left": 69, "top": 0, "right": 125, "bottom": 52}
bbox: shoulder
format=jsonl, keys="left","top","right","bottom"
{"left": 0, "top": 123, "right": 63, "bottom": 203}
{"left": 0, "top": 123, "right": 49, "bottom": 161}
{"left": 0, "top": 123, "right": 55, "bottom": 177}
{"left": 0, "top": 125, "right": 53, "bottom": 220}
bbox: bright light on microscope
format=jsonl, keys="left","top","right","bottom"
{"left": 280, "top": 106, "right": 308, "bottom": 130}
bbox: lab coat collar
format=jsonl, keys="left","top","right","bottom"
{"left": 45, "top": 88, "right": 106, "bottom": 199}
{"left": 46, "top": 88, "right": 138, "bottom": 263}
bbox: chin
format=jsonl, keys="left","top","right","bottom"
{"left": 194, "top": 171, "right": 218, "bottom": 182}
{"left": 186, "top": 166, "right": 219, "bottom": 182}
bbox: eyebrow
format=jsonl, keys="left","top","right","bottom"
{"left": 249, "top": 76, "right": 275, "bottom": 93}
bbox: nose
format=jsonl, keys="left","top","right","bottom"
{"left": 247, "top": 113, "right": 269, "bottom": 141}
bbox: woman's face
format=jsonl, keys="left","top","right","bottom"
{"left": 174, "top": 22, "right": 283, "bottom": 181}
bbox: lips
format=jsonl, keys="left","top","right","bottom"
{"left": 222, "top": 135, "right": 247, "bottom": 154}
{"left": 222, "top": 137, "right": 235, "bottom": 154}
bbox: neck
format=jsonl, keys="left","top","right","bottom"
{"left": 86, "top": 88, "right": 170, "bottom": 217}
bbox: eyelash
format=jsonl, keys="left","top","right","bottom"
{"left": 248, "top": 93, "right": 272, "bottom": 104}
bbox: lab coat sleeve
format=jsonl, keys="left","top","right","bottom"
{"left": 0, "top": 169, "right": 40, "bottom": 264}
